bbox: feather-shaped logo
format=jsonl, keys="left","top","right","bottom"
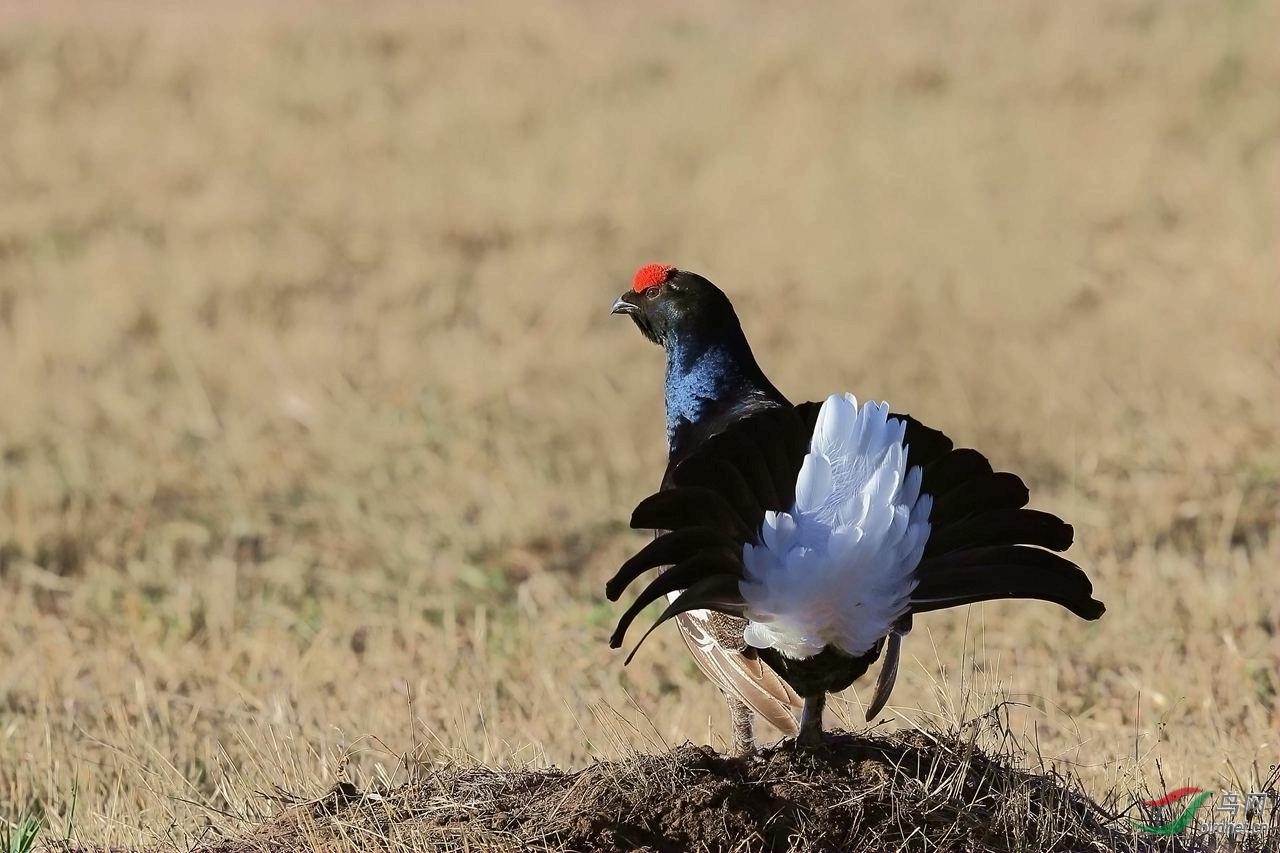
{"left": 1128, "top": 788, "right": 1213, "bottom": 835}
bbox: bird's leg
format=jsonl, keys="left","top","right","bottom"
{"left": 796, "top": 694, "right": 825, "bottom": 748}
{"left": 725, "top": 692, "right": 756, "bottom": 756}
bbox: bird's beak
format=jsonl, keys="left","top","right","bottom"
{"left": 610, "top": 291, "right": 640, "bottom": 316}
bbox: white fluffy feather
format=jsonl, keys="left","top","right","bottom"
{"left": 739, "top": 394, "right": 932, "bottom": 660}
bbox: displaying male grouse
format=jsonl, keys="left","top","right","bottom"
{"left": 608, "top": 264, "right": 1104, "bottom": 752}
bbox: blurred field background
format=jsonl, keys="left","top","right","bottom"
{"left": 1, "top": 0, "right": 1278, "bottom": 848}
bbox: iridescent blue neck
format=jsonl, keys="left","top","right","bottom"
{"left": 663, "top": 333, "right": 781, "bottom": 452}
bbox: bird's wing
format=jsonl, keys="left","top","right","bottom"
{"left": 675, "top": 610, "right": 800, "bottom": 736}
{"left": 607, "top": 406, "right": 811, "bottom": 658}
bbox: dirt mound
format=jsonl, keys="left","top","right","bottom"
{"left": 189, "top": 729, "right": 1184, "bottom": 853}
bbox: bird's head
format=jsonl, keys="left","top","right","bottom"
{"left": 610, "top": 264, "right": 738, "bottom": 349}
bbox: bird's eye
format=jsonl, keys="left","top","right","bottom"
{"left": 644, "top": 286, "right": 660, "bottom": 299}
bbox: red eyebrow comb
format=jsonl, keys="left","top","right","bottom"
{"left": 632, "top": 263, "right": 674, "bottom": 292}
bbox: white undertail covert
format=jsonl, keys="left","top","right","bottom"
{"left": 740, "top": 395, "right": 932, "bottom": 660}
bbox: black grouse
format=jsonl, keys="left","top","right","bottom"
{"left": 608, "top": 263, "right": 1105, "bottom": 751}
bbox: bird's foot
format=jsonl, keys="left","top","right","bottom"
{"left": 794, "top": 694, "right": 826, "bottom": 750}
{"left": 789, "top": 727, "right": 830, "bottom": 774}
{"left": 794, "top": 723, "right": 825, "bottom": 750}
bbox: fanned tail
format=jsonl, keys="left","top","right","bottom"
{"left": 607, "top": 399, "right": 1105, "bottom": 687}
{"left": 894, "top": 414, "right": 1104, "bottom": 622}
{"left": 912, "top": 545, "right": 1104, "bottom": 620}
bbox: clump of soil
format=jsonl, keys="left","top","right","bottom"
{"left": 189, "top": 727, "right": 1206, "bottom": 853}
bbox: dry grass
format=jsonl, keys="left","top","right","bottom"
{"left": 0, "top": 1, "right": 1277, "bottom": 850}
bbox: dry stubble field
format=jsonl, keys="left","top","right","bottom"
{"left": 1, "top": 1, "right": 1278, "bottom": 849}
